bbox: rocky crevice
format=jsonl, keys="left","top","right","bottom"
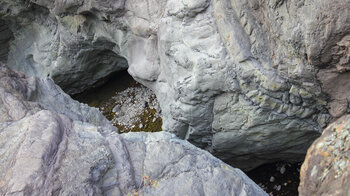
{"left": 0, "top": 19, "right": 13, "bottom": 63}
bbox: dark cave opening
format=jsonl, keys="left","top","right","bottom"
{"left": 246, "top": 161, "right": 302, "bottom": 196}
{"left": 0, "top": 19, "right": 13, "bottom": 63}
{"left": 72, "top": 70, "right": 139, "bottom": 107}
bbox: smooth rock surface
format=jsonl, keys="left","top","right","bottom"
{"left": 1, "top": 0, "right": 349, "bottom": 169}
{"left": 299, "top": 115, "right": 350, "bottom": 196}
{"left": 0, "top": 63, "right": 267, "bottom": 195}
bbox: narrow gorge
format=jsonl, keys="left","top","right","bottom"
{"left": 0, "top": 0, "right": 349, "bottom": 195}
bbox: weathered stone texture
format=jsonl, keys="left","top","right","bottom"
{"left": 299, "top": 115, "right": 350, "bottom": 196}
{"left": 0, "top": 63, "right": 267, "bottom": 195}
{"left": 1, "top": 0, "right": 349, "bottom": 169}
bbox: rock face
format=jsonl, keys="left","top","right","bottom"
{"left": 0, "top": 1, "right": 128, "bottom": 94}
{"left": 299, "top": 115, "right": 350, "bottom": 196}
{"left": 0, "top": 63, "right": 267, "bottom": 195}
{"left": 1, "top": 0, "right": 349, "bottom": 169}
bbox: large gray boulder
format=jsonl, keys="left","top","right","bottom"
{"left": 0, "top": 63, "right": 267, "bottom": 195}
{"left": 1, "top": 0, "right": 349, "bottom": 169}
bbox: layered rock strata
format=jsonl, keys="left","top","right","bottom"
{"left": 1, "top": 0, "right": 349, "bottom": 169}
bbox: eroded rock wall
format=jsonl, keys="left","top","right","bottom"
{"left": 0, "top": 63, "right": 267, "bottom": 195}
{"left": 150, "top": 0, "right": 349, "bottom": 169}
{"left": 0, "top": 0, "right": 128, "bottom": 94}
{"left": 1, "top": 0, "right": 349, "bottom": 169}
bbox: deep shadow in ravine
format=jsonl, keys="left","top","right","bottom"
{"left": 72, "top": 70, "right": 139, "bottom": 108}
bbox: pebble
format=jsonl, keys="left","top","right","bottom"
{"left": 112, "top": 105, "right": 121, "bottom": 113}
{"left": 270, "top": 176, "right": 275, "bottom": 182}
{"left": 274, "top": 185, "right": 281, "bottom": 191}
{"left": 280, "top": 165, "right": 286, "bottom": 174}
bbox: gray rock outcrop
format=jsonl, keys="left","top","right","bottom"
{"left": 1, "top": 0, "right": 349, "bottom": 169}
{"left": 0, "top": 63, "right": 267, "bottom": 195}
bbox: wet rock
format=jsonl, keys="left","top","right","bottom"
{"left": 299, "top": 115, "right": 350, "bottom": 196}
